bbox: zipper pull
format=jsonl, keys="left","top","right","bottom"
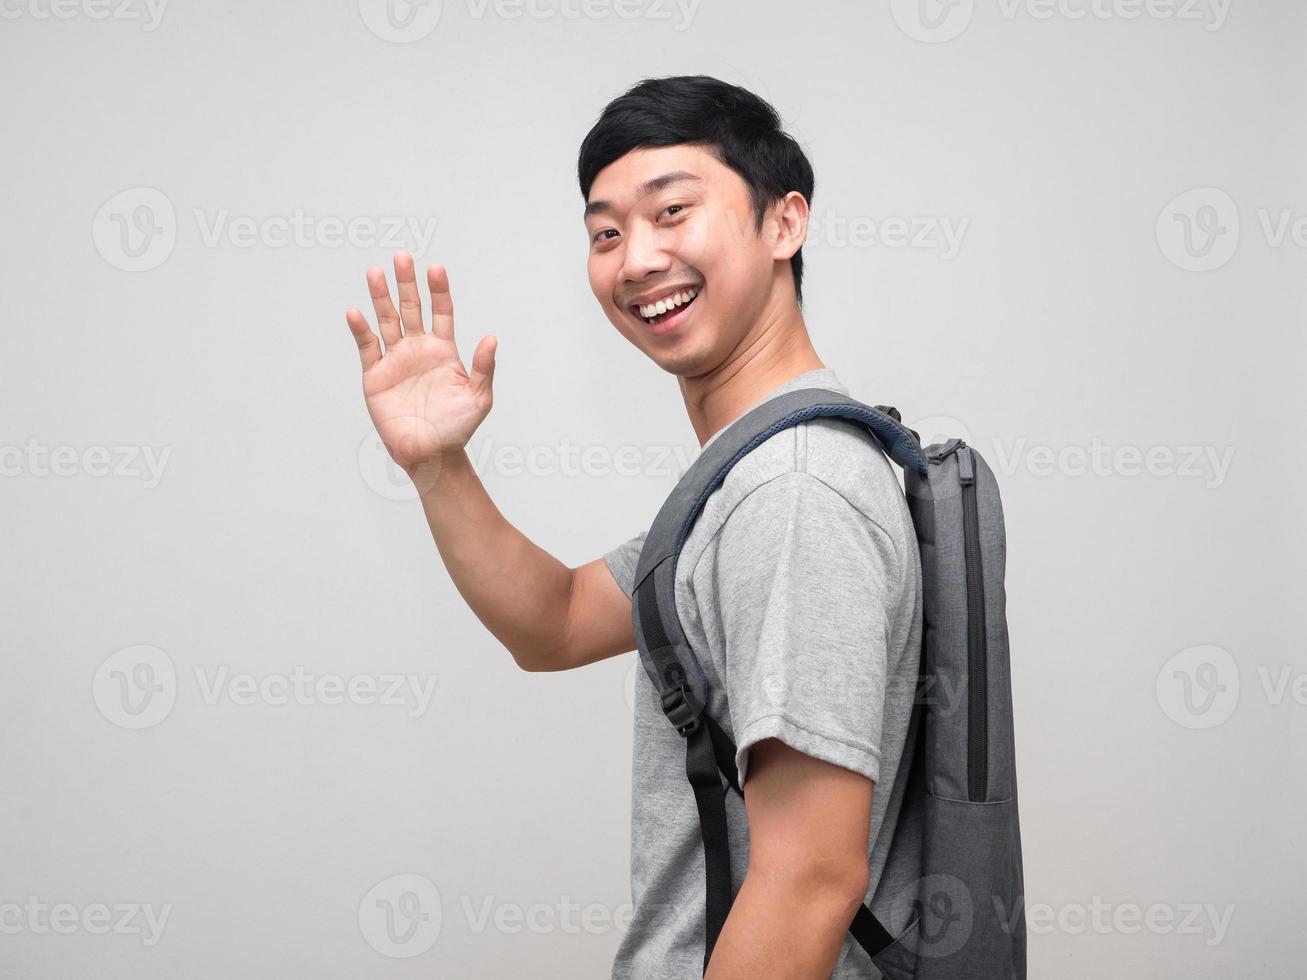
{"left": 957, "top": 445, "right": 975, "bottom": 485}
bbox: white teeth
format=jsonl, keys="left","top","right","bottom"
{"left": 638, "top": 287, "right": 699, "bottom": 321}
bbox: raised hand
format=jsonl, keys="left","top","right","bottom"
{"left": 345, "top": 251, "right": 497, "bottom": 484}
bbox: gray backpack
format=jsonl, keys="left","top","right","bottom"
{"left": 631, "top": 388, "right": 1026, "bottom": 979}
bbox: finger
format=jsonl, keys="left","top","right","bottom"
{"left": 393, "top": 250, "right": 425, "bottom": 338}
{"left": 427, "top": 263, "right": 455, "bottom": 342}
{"left": 345, "top": 309, "right": 382, "bottom": 372}
{"left": 468, "top": 335, "right": 497, "bottom": 397}
{"left": 366, "top": 266, "right": 402, "bottom": 349}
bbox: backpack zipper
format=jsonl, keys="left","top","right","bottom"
{"left": 957, "top": 445, "right": 989, "bottom": 802}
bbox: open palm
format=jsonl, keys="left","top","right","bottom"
{"left": 345, "top": 252, "right": 497, "bottom": 477}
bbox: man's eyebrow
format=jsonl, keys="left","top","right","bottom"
{"left": 583, "top": 170, "right": 702, "bottom": 220}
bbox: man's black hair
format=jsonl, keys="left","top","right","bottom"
{"left": 577, "top": 75, "right": 815, "bottom": 305}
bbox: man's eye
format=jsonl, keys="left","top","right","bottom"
{"left": 592, "top": 229, "right": 619, "bottom": 244}
{"left": 660, "top": 204, "right": 686, "bottom": 219}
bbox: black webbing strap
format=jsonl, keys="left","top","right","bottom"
{"left": 703, "top": 711, "right": 741, "bottom": 794}
{"left": 849, "top": 903, "right": 897, "bottom": 957}
{"left": 685, "top": 720, "right": 734, "bottom": 973}
{"left": 691, "top": 709, "right": 900, "bottom": 973}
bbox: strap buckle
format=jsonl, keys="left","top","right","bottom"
{"left": 660, "top": 681, "right": 701, "bottom": 736}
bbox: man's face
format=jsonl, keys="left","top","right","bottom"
{"left": 584, "top": 143, "right": 786, "bottom": 377}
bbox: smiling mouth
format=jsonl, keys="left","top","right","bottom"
{"left": 628, "top": 285, "right": 701, "bottom": 328}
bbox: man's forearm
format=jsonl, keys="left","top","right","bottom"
{"left": 704, "top": 866, "right": 867, "bottom": 979}
{"left": 415, "top": 449, "right": 573, "bottom": 668}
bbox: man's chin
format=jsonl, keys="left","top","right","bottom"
{"left": 642, "top": 337, "right": 718, "bottom": 380}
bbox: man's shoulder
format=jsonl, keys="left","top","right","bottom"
{"left": 675, "top": 414, "right": 913, "bottom": 585}
{"left": 714, "top": 415, "right": 907, "bottom": 528}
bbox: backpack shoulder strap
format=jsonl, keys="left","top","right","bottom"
{"left": 632, "top": 388, "right": 926, "bottom": 726}
{"left": 630, "top": 387, "right": 926, "bottom": 974}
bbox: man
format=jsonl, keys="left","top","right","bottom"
{"left": 344, "top": 75, "right": 922, "bottom": 979}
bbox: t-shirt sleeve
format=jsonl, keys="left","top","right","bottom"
{"left": 702, "top": 472, "right": 904, "bottom": 787}
{"left": 602, "top": 529, "right": 648, "bottom": 599}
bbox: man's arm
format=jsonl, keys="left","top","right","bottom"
{"left": 345, "top": 251, "right": 635, "bottom": 673}
{"left": 416, "top": 449, "right": 636, "bottom": 672}
{"left": 705, "top": 738, "right": 872, "bottom": 979}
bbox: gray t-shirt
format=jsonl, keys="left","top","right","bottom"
{"left": 603, "top": 367, "right": 923, "bottom": 979}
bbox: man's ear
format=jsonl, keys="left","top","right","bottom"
{"left": 766, "top": 190, "right": 811, "bottom": 262}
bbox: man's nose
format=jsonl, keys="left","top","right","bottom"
{"left": 619, "top": 218, "right": 672, "bottom": 286}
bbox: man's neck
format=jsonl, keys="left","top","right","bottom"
{"left": 678, "top": 303, "right": 825, "bottom": 448}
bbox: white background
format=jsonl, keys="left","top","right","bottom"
{"left": 1, "top": 0, "right": 1302, "bottom": 977}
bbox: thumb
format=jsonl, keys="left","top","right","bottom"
{"left": 468, "top": 335, "right": 497, "bottom": 396}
